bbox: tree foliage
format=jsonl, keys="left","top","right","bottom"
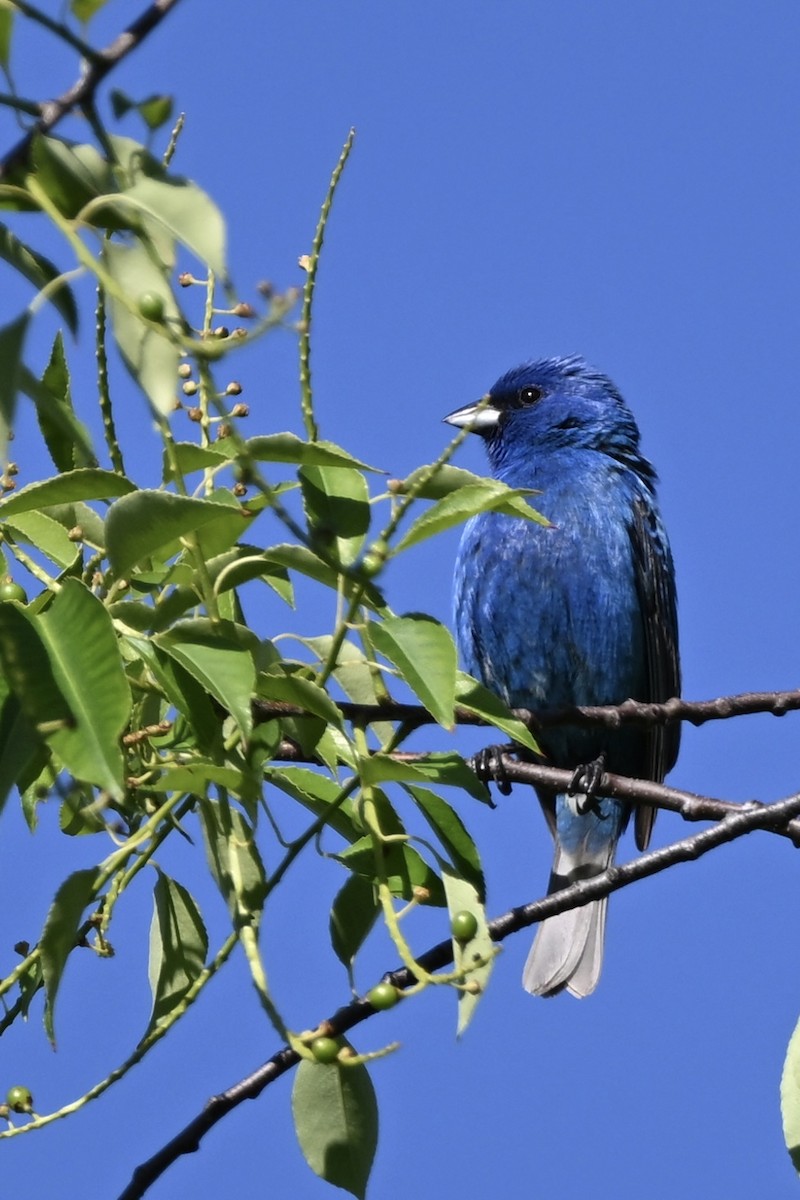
{"left": 0, "top": 5, "right": 798, "bottom": 1199}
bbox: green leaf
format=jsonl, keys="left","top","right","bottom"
{"left": 405, "top": 785, "right": 485, "bottom": 901}
{"left": 0, "top": 312, "right": 29, "bottom": 466}
{"left": 258, "top": 669, "right": 344, "bottom": 731}
{"left": 264, "top": 766, "right": 359, "bottom": 841}
{"left": 246, "top": 433, "right": 380, "bottom": 472}
{"left": 31, "top": 136, "right": 116, "bottom": 219}
{"left": 260, "top": 543, "right": 386, "bottom": 611}
{"left": 40, "top": 867, "right": 98, "bottom": 1044}
{"left": 370, "top": 614, "right": 457, "bottom": 728}
{"left": 330, "top": 873, "right": 379, "bottom": 968}
{"left": 71, "top": 0, "right": 110, "bottom": 22}
{"left": 156, "top": 619, "right": 255, "bottom": 737}
{"left": 141, "top": 641, "right": 221, "bottom": 750}
{"left": 783, "top": 1013, "right": 800, "bottom": 1172}
{"left": 401, "top": 463, "right": 493, "bottom": 500}
{"left": 0, "top": 225, "right": 78, "bottom": 333}
{"left": 29, "top": 333, "right": 95, "bottom": 469}
{"left": 43, "top": 500, "right": 106, "bottom": 551}
{"left": 396, "top": 482, "right": 548, "bottom": 552}
{"left": 0, "top": 690, "right": 41, "bottom": 818}
{"left": 340, "top": 837, "right": 445, "bottom": 905}
{"left": 0, "top": 585, "right": 130, "bottom": 798}
{"left": 292, "top": 1054, "right": 378, "bottom": 1200}
{"left": 456, "top": 671, "right": 540, "bottom": 753}
{"left": 0, "top": 8, "right": 13, "bottom": 70}
{"left": 36, "top": 579, "right": 131, "bottom": 798}
{"left": 105, "top": 490, "right": 246, "bottom": 577}
{"left": 0, "top": 467, "right": 134, "bottom": 517}
{"left": 103, "top": 240, "right": 181, "bottom": 415}
{"left": 110, "top": 90, "right": 173, "bottom": 132}
{"left": 4, "top": 510, "right": 79, "bottom": 569}
{"left": 300, "top": 465, "right": 371, "bottom": 568}
{"left": 442, "top": 869, "right": 495, "bottom": 1037}
{"left": 147, "top": 761, "right": 244, "bottom": 795}
{"left": 100, "top": 172, "right": 227, "bottom": 280}
{"left": 199, "top": 800, "right": 267, "bottom": 925}
{"left": 145, "top": 871, "right": 208, "bottom": 1038}
{"left": 359, "top": 751, "right": 491, "bottom": 803}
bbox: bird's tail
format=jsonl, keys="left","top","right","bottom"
{"left": 522, "top": 838, "right": 616, "bottom": 999}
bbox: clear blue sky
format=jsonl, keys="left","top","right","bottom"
{"left": 1, "top": 2, "right": 800, "bottom": 1197}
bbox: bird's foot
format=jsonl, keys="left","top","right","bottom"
{"left": 471, "top": 743, "right": 515, "bottom": 800}
{"left": 568, "top": 753, "right": 606, "bottom": 815}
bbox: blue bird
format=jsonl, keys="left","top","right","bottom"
{"left": 446, "top": 356, "right": 680, "bottom": 997}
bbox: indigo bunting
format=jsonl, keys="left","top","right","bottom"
{"left": 447, "top": 356, "right": 680, "bottom": 997}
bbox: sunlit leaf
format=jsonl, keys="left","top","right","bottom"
{"left": 0, "top": 466, "right": 134, "bottom": 518}
{"left": 0, "top": 585, "right": 129, "bottom": 798}
{"left": 156, "top": 619, "right": 255, "bottom": 738}
{"left": 30, "top": 136, "right": 116, "bottom": 218}
{"left": 396, "top": 482, "right": 548, "bottom": 552}
{"left": 4, "top": 510, "right": 79, "bottom": 569}
{"left": 405, "top": 785, "right": 485, "bottom": 900}
{"left": 340, "top": 836, "right": 445, "bottom": 905}
{"left": 199, "top": 800, "right": 267, "bottom": 925}
{"left": 300, "top": 465, "right": 370, "bottom": 568}
{"left": 258, "top": 669, "right": 344, "bottom": 731}
{"left": 370, "top": 614, "right": 457, "bottom": 728}
{"left": 35, "top": 579, "right": 131, "bottom": 797}
{"left": 246, "top": 433, "right": 380, "bottom": 472}
{"left": 264, "top": 766, "right": 359, "bottom": 841}
{"left": 456, "top": 671, "right": 540, "bottom": 753}
{"left": 103, "top": 240, "right": 181, "bottom": 415}
{"left": 99, "top": 170, "right": 227, "bottom": 280}
{"left": 442, "top": 869, "right": 495, "bottom": 1037}
{"left": 105, "top": 490, "right": 245, "bottom": 577}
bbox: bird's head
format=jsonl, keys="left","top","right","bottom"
{"left": 444, "top": 356, "right": 646, "bottom": 475}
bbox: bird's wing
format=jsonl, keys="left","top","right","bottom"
{"left": 629, "top": 497, "right": 681, "bottom": 850}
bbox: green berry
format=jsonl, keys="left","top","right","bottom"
{"left": 450, "top": 910, "right": 479, "bottom": 943}
{"left": 0, "top": 577, "right": 27, "bottom": 603}
{"left": 137, "top": 291, "right": 166, "bottom": 322}
{"left": 367, "top": 982, "right": 400, "bottom": 1011}
{"left": 310, "top": 1036, "right": 339, "bottom": 1064}
{"left": 6, "top": 1085, "right": 33, "bottom": 1113}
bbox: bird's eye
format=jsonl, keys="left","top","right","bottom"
{"left": 518, "top": 386, "right": 543, "bottom": 406}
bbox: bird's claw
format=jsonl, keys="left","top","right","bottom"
{"left": 568, "top": 753, "right": 606, "bottom": 814}
{"left": 471, "top": 744, "right": 514, "bottom": 800}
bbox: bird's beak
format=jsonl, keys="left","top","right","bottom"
{"left": 443, "top": 395, "right": 501, "bottom": 432}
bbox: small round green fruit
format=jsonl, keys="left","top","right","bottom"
{"left": 310, "top": 1036, "right": 340, "bottom": 1064}
{"left": 367, "top": 982, "right": 400, "bottom": 1011}
{"left": 137, "top": 291, "right": 166, "bottom": 322}
{"left": 0, "top": 577, "right": 27, "bottom": 602}
{"left": 450, "top": 910, "right": 479, "bottom": 943}
{"left": 6, "top": 1085, "right": 33, "bottom": 1113}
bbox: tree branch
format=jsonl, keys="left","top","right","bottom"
{"left": 254, "top": 686, "right": 800, "bottom": 733}
{"left": 117, "top": 784, "right": 800, "bottom": 1200}
{"left": 0, "top": 0, "right": 184, "bottom": 181}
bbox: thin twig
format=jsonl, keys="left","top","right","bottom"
{"left": 253, "top": 687, "right": 800, "bottom": 732}
{"left": 118, "top": 784, "right": 800, "bottom": 1200}
{"left": 0, "top": 0, "right": 184, "bottom": 181}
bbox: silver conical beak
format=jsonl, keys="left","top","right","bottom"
{"left": 443, "top": 397, "right": 501, "bottom": 431}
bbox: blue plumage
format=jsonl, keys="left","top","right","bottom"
{"left": 447, "top": 356, "right": 680, "bottom": 997}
